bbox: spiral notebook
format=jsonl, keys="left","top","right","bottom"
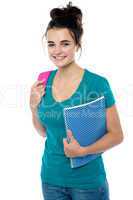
{"left": 63, "top": 96, "right": 107, "bottom": 168}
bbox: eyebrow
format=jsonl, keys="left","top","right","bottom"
{"left": 48, "top": 40, "right": 72, "bottom": 43}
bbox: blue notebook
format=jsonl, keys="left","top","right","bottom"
{"left": 63, "top": 96, "right": 107, "bottom": 168}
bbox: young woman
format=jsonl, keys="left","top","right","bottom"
{"left": 30, "top": 2, "right": 124, "bottom": 200}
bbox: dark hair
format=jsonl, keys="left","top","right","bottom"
{"left": 43, "top": 1, "right": 83, "bottom": 55}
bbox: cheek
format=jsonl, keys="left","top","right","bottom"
{"left": 64, "top": 48, "right": 76, "bottom": 58}
{"left": 48, "top": 49, "right": 53, "bottom": 56}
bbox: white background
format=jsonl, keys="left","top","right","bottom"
{"left": 0, "top": 0, "right": 132, "bottom": 199}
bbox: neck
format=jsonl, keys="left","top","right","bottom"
{"left": 56, "top": 61, "right": 82, "bottom": 79}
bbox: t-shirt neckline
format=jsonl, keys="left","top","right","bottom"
{"left": 50, "top": 68, "right": 87, "bottom": 104}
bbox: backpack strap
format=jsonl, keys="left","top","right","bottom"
{"left": 37, "top": 70, "right": 52, "bottom": 86}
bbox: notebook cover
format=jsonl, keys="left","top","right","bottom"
{"left": 63, "top": 96, "right": 107, "bottom": 168}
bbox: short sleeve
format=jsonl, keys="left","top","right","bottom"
{"left": 100, "top": 78, "right": 116, "bottom": 108}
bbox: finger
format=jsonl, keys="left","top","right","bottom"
{"left": 41, "top": 90, "right": 45, "bottom": 96}
{"left": 31, "top": 85, "right": 46, "bottom": 93}
{"left": 31, "top": 88, "right": 45, "bottom": 97}
{"left": 33, "top": 80, "right": 45, "bottom": 88}
{"left": 37, "top": 88, "right": 45, "bottom": 95}
{"left": 39, "top": 86, "right": 46, "bottom": 92}
{"left": 36, "top": 85, "right": 46, "bottom": 90}
{"left": 67, "top": 130, "right": 73, "bottom": 140}
{"left": 63, "top": 138, "right": 68, "bottom": 147}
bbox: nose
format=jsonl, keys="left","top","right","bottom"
{"left": 53, "top": 45, "right": 62, "bottom": 55}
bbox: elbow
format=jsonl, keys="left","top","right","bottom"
{"left": 116, "top": 131, "right": 124, "bottom": 144}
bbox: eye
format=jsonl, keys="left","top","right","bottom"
{"left": 63, "top": 43, "right": 70, "bottom": 46}
{"left": 48, "top": 44, "right": 55, "bottom": 47}
{"left": 47, "top": 43, "right": 70, "bottom": 47}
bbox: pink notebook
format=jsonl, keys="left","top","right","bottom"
{"left": 37, "top": 70, "right": 52, "bottom": 86}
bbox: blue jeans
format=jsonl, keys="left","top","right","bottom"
{"left": 41, "top": 179, "right": 110, "bottom": 200}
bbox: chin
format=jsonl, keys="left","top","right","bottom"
{"left": 56, "top": 64, "right": 67, "bottom": 68}
{"left": 53, "top": 60, "right": 74, "bottom": 68}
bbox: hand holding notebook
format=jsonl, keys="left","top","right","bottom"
{"left": 63, "top": 96, "right": 107, "bottom": 168}
{"left": 63, "top": 129, "right": 84, "bottom": 158}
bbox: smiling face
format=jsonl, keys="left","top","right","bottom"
{"left": 45, "top": 28, "right": 79, "bottom": 68}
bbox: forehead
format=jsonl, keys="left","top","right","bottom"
{"left": 46, "top": 28, "right": 74, "bottom": 42}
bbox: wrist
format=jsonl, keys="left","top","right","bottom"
{"left": 31, "top": 108, "right": 38, "bottom": 117}
{"left": 79, "top": 146, "right": 88, "bottom": 157}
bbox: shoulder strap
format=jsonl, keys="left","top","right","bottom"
{"left": 37, "top": 70, "right": 52, "bottom": 86}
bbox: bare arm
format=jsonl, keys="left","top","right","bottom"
{"left": 30, "top": 80, "right": 46, "bottom": 138}
{"left": 32, "top": 110, "right": 46, "bottom": 138}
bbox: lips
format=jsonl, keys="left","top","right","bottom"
{"left": 52, "top": 56, "right": 67, "bottom": 61}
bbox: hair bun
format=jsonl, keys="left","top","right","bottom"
{"left": 50, "top": 1, "right": 82, "bottom": 26}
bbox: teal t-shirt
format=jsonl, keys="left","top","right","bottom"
{"left": 37, "top": 68, "right": 115, "bottom": 189}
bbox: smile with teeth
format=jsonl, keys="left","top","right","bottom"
{"left": 53, "top": 56, "right": 67, "bottom": 60}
